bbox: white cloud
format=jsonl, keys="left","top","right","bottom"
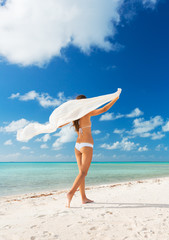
{"left": 151, "top": 131, "right": 165, "bottom": 140}
{"left": 21, "top": 146, "right": 30, "bottom": 150}
{"left": 155, "top": 144, "right": 168, "bottom": 151}
{"left": 0, "top": 0, "right": 158, "bottom": 67}
{"left": 162, "top": 121, "right": 169, "bottom": 132}
{"left": 0, "top": 0, "right": 123, "bottom": 66}
{"left": 105, "top": 65, "right": 117, "bottom": 70}
{"left": 92, "top": 130, "right": 101, "bottom": 135}
{"left": 4, "top": 139, "right": 13, "bottom": 145}
{"left": 99, "top": 108, "right": 143, "bottom": 121}
{"left": 101, "top": 142, "right": 120, "bottom": 150}
{"left": 142, "top": 0, "right": 158, "bottom": 9}
{"left": 99, "top": 112, "right": 124, "bottom": 121}
{"left": 116, "top": 113, "right": 124, "bottom": 119}
{"left": 143, "top": 0, "right": 157, "bottom": 3}
{"left": 9, "top": 91, "right": 37, "bottom": 101}
{"left": 0, "top": 152, "right": 21, "bottom": 162}
{"left": 40, "top": 144, "right": 48, "bottom": 149}
{"left": 0, "top": 119, "right": 29, "bottom": 132}
{"left": 55, "top": 154, "right": 62, "bottom": 158}
{"left": 35, "top": 134, "right": 51, "bottom": 142}
{"left": 138, "top": 145, "right": 148, "bottom": 152}
{"left": 130, "top": 131, "right": 165, "bottom": 140}
{"left": 53, "top": 124, "right": 76, "bottom": 150}
{"left": 93, "top": 153, "right": 102, "bottom": 158}
{"left": 98, "top": 133, "right": 110, "bottom": 141}
{"left": 19, "top": 91, "right": 38, "bottom": 101}
{"left": 100, "top": 137, "right": 139, "bottom": 151}
{"left": 9, "top": 90, "right": 69, "bottom": 108}
{"left": 9, "top": 93, "right": 20, "bottom": 99}
{"left": 42, "top": 134, "right": 51, "bottom": 142}
{"left": 121, "top": 138, "right": 139, "bottom": 151}
{"left": 128, "top": 116, "right": 164, "bottom": 138}
{"left": 126, "top": 108, "right": 144, "bottom": 118}
{"left": 113, "top": 128, "right": 125, "bottom": 134}
{"left": 100, "top": 113, "right": 113, "bottom": 121}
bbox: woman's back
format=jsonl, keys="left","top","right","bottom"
{"left": 76, "top": 114, "right": 94, "bottom": 144}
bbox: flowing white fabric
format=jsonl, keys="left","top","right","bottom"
{"left": 17, "top": 88, "right": 122, "bottom": 142}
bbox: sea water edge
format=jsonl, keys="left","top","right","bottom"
{"left": 0, "top": 161, "right": 169, "bottom": 198}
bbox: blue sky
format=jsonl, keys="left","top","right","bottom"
{"left": 0, "top": 0, "right": 169, "bottom": 162}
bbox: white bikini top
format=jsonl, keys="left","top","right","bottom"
{"left": 78, "top": 120, "right": 92, "bottom": 136}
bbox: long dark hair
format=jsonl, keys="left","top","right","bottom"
{"left": 72, "top": 95, "right": 87, "bottom": 132}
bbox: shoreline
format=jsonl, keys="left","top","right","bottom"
{"left": 1, "top": 175, "right": 169, "bottom": 201}
{"left": 1, "top": 162, "right": 169, "bottom": 199}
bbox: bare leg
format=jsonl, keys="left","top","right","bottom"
{"left": 66, "top": 171, "right": 86, "bottom": 207}
{"left": 74, "top": 147, "right": 94, "bottom": 204}
{"left": 66, "top": 147, "right": 93, "bottom": 207}
{"left": 74, "top": 148, "right": 87, "bottom": 200}
{"left": 79, "top": 177, "right": 86, "bottom": 200}
{"left": 79, "top": 178, "right": 94, "bottom": 204}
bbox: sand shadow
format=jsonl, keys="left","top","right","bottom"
{"left": 84, "top": 202, "right": 169, "bottom": 209}
{"left": 70, "top": 202, "right": 169, "bottom": 209}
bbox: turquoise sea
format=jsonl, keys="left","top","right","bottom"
{"left": 0, "top": 162, "right": 169, "bottom": 197}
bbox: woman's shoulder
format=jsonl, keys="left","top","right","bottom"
{"left": 80, "top": 114, "right": 91, "bottom": 121}
{"left": 79, "top": 115, "right": 91, "bottom": 125}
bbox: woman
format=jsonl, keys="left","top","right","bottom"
{"left": 58, "top": 94, "right": 119, "bottom": 208}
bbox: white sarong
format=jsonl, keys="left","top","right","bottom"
{"left": 17, "top": 88, "right": 122, "bottom": 142}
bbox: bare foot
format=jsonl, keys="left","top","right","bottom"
{"left": 82, "top": 197, "right": 94, "bottom": 204}
{"left": 65, "top": 192, "right": 73, "bottom": 208}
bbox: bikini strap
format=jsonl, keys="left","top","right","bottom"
{"left": 81, "top": 125, "right": 91, "bottom": 129}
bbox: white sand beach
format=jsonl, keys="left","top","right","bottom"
{"left": 0, "top": 177, "right": 169, "bottom": 240}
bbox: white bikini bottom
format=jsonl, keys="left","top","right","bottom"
{"left": 75, "top": 142, "right": 94, "bottom": 151}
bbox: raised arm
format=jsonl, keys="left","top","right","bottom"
{"left": 87, "top": 95, "right": 119, "bottom": 117}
